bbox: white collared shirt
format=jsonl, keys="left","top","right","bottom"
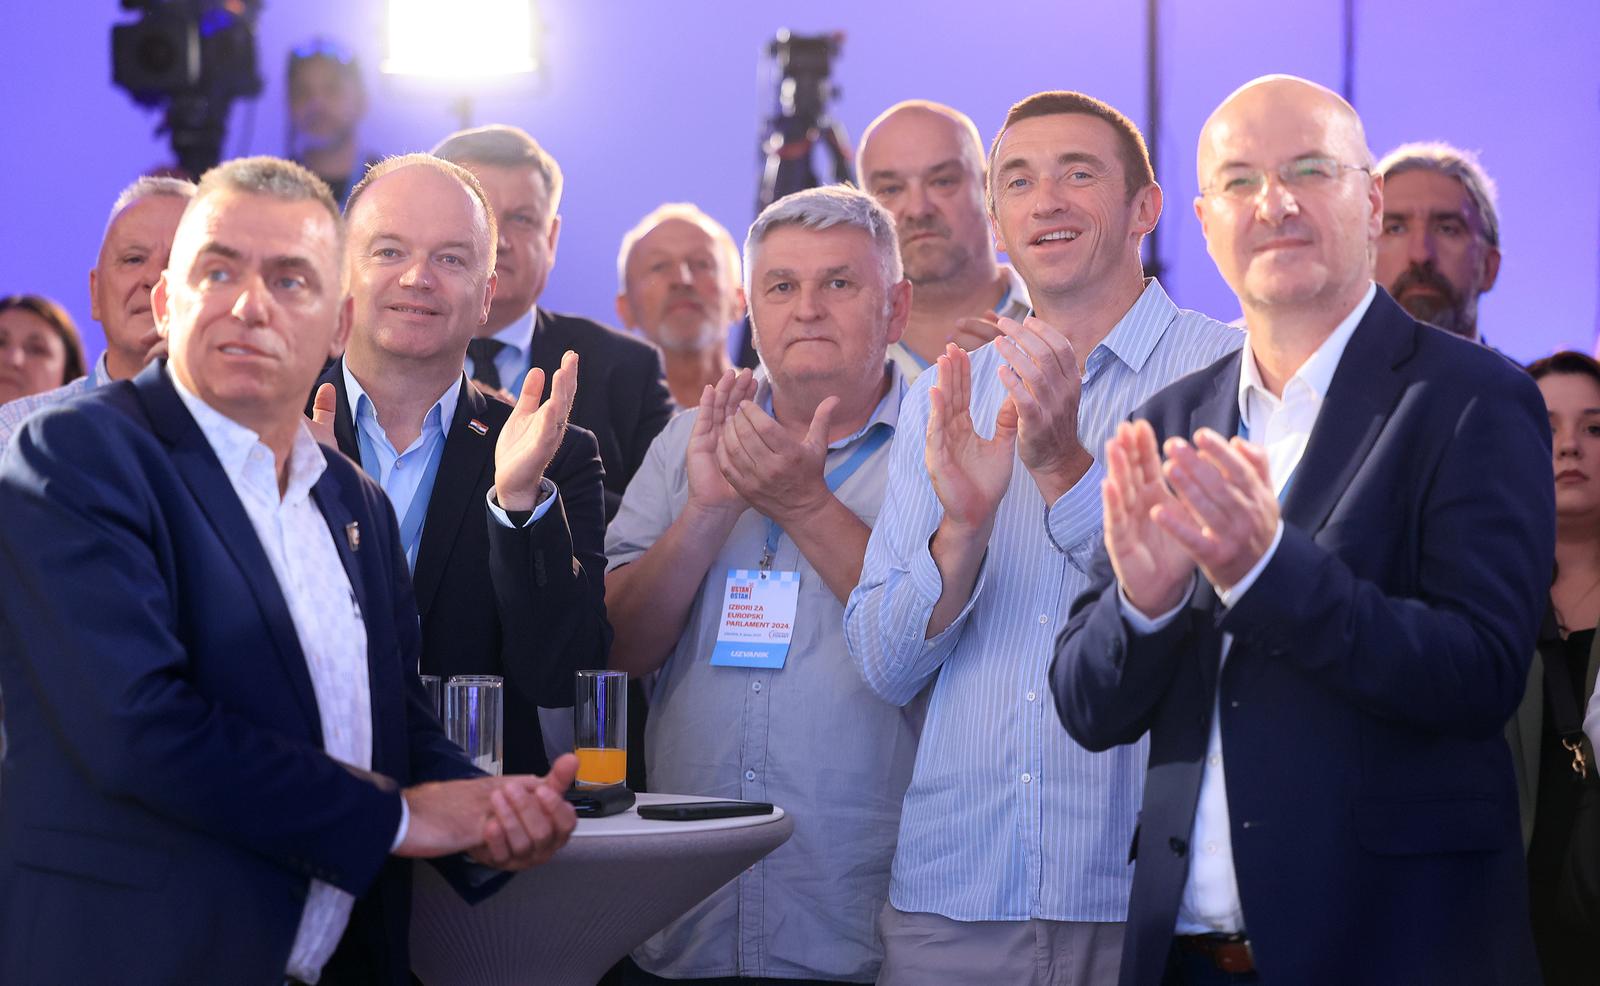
{"left": 167, "top": 367, "right": 375, "bottom": 983}
{"left": 1121, "top": 283, "right": 1375, "bottom": 934}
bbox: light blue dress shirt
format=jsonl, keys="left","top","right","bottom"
{"left": 465, "top": 310, "right": 536, "bottom": 398}
{"left": 844, "top": 279, "right": 1244, "bottom": 923}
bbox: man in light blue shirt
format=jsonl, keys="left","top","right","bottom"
{"left": 307, "top": 153, "right": 609, "bottom": 777}
{"left": 0, "top": 176, "right": 193, "bottom": 446}
{"left": 606, "top": 186, "right": 921, "bottom": 984}
{"left": 845, "top": 90, "right": 1242, "bottom": 985}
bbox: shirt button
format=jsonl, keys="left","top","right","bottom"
{"left": 1205, "top": 841, "right": 1219, "bottom": 855}
{"left": 744, "top": 769, "right": 756, "bottom": 781}
{"left": 1038, "top": 614, "right": 1048, "bottom": 625}
{"left": 751, "top": 681, "right": 762, "bottom": 692}
{"left": 1026, "top": 691, "right": 1037, "bottom": 702}
{"left": 1020, "top": 772, "right": 1033, "bottom": 784}
{"left": 1208, "top": 754, "right": 1221, "bottom": 767}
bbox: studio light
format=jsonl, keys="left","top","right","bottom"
{"left": 382, "top": 0, "right": 538, "bottom": 79}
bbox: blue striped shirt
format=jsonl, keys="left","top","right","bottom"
{"left": 843, "top": 279, "right": 1242, "bottom": 921}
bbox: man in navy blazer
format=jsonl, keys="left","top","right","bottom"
{"left": 432, "top": 124, "right": 675, "bottom": 521}
{"left": 0, "top": 157, "right": 577, "bottom": 985}
{"left": 308, "top": 153, "right": 610, "bottom": 776}
{"left": 1051, "top": 77, "right": 1552, "bottom": 985}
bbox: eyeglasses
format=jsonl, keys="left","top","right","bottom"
{"left": 1201, "top": 156, "right": 1371, "bottom": 200}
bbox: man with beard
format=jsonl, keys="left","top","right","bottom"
{"left": 615, "top": 204, "right": 745, "bottom": 409}
{"left": 1373, "top": 141, "right": 1501, "bottom": 343}
{"left": 0, "top": 175, "right": 193, "bottom": 444}
{"left": 858, "top": 100, "right": 1030, "bottom": 380}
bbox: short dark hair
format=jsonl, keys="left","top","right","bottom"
{"left": 0, "top": 294, "right": 86, "bottom": 385}
{"left": 987, "top": 91, "right": 1154, "bottom": 210}
{"left": 1528, "top": 350, "right": 1600, "bottom": 388}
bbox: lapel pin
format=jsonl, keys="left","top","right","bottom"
{"left": 345, "top": 521, "right": 361, "bottom": 551}
{"left": 468, "top": 418, "right": 488, "bottom": 436}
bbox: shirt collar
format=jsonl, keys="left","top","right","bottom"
{"left": 752, "top": 359, "right": 907, "bottom": 450}
{"left": 91, "top": 352, "right": 114, "bottom": 388}
{"left": 1237, "top": 281, "right": 1377, "bottom": 426}
{"left": 341, "top": 361, "right": 462, "bottom": 446}
{"left": 1027, "top": 277, "right": 1178, "bottom": 377}
{"left": 166, "top": 364, "right": 327, "bottom": 504}
{"left": 490, "top": 309, "right": 536, "bottom": 362}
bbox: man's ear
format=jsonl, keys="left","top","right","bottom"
{"left": 545, "top": 214, "right": 562, "bottom": 270}
{"left": 1133, "top": 182, "right": 1164, "bottom": 238}
{"left": 1479, "top": 246, "right": 1502, "bottom": 294}
{"left": 614, "top": 291, "right": 635, "bottom": 330}
{"left": 884, "top": 279, "right": 913, "bottom": 346}
{"left": 151, "top": 272, "right": 171, "bottom": 333}
{"left": 89, "top": 268, "right": 102, "bottom": 322}
{"left": 481, "top": 269, "right": 499, "bottom": 323}
{"left": 329, "top": 294, "right": 354, "bottom": 357}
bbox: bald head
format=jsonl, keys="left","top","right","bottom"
{"left": 858, "top": 100, "right": 995, "bottom": 289}
{"left": 1192, "top": 74, "right": 1383, "bottom": 324}
{"left": 1197, "top": 75, "right": 1372, "bottom": 183}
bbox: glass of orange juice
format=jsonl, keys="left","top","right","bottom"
{"left": 575, "top": 670, "right": 627, "bottom": 786}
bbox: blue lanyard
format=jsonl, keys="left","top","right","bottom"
{"left": 357, "top": 425, "right": 447, "bottom": 573}
{"left": 759, "top": 424, "right": 892, "bottom": 571}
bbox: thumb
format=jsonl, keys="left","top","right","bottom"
{"left": 993, "top": 396, "right": 1020, "bottom": 446}
{"left": 312, "top": 382, "right": 337, "bottom": 423}
{"left": 806, "top": 395, "right": 840, "bottom": 448}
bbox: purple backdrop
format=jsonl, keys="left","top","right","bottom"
{"left": 8, "top": 0, "right": 1598, "bottom": 364}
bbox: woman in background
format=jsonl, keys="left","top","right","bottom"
{"left": 0, "top": 294, "right": 85, "bottom": 404}
{"left": 1520, "top": 351, "right": 1600, "bottom": 986}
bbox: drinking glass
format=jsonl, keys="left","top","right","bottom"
{"left": 574, "top": 670, "right": 627, "bottom": 786}
{"left": 445, "top": 675, "right": 503, "bottom": 776}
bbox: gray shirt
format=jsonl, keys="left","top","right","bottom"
{"left": 606, "top": 364, "right": 921, "bottom": 982}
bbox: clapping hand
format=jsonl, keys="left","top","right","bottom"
{"left": 925, "top": 343, "right": 1015, "bottom": 533}
{"left": 685, "top": 368, "right": 755, "bottom": 515}
{"left": 1152, "top": 428, "right": 1278, "bottom": 595}
{"left": 992, "top": 315, "right": 1093, "bottom": 502}
{"left": 398, "top": 754, "right": 580, "bottom": 870}
{"left": 494, "top": 351, "right": 579, "bottom": 512}
{"left": 1102, "top": 421, "right": 1194, "bottom": 617}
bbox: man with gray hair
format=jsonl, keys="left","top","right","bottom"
{"left": 605, "top": 184, "right": 921, "bottom": 984}
{"left": 0, "top": 175, "right": 194, "bottom": 444}
{"left": 857, "top": 99, "right": 1031, "bottom": 379}
{"left": 433, "top": 124, "right": 673, "bottom": 520}
{"left": 0, "top": 156, "right": 578, "bottom": 984}
{"left": 1373, "top": 141, "right": 1501, "bottom": 342}
{"left": 615, "top": 203, "right": 745, "bottom": 409}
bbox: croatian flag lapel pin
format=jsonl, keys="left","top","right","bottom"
{"left": 468, "top": 418, "right": 488, "bottom": 436}
{"left": 346, "top": 521, "right": 361, "bottom": 551}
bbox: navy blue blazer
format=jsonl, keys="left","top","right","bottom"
{"left": 527, "top": 307, "right": 675, "bottom": 520}
{"left": 0, "top": 364, "right": 483, "bottom": 985}
{"left": 316, "top": 361, "right": 611, "bottom": 774}
{"left": 1052, "top": 291, "right": 1553, "bottom": 986}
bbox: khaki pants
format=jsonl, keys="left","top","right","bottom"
{"left": 875, "top": 903, "right": 1125, "bottom": 986}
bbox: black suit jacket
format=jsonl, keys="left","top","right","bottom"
{"left": 0, "top": 363, "right": 488, "bottom": 985}
{"left": 318, "top": 362, "right": 611, "bottom": 774}
{"left": 527, "top": 307, "right": 675, "bottom": 520}
{"left": 1052, "top": 290, "right": 1553, "bottom": 986}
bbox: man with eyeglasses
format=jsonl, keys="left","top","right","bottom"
{"left": 1052, "top": 75, "right": 1550, "bottom": 985}
{"left": 1373, "top": 142, "right": 1501, "bottom": 343}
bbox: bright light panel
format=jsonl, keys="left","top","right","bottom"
{"left": 383, "top": 0, "right": 538, "bottom": 78}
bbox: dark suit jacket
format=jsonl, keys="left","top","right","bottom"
{"left": 1052, "top": 291, "right": 1553, "bottom": 986}
{"left": 0, "top": 363, "right": 485, "bottom": 985}
{"left": 317, "top": 362, "right": 611, "bottom": 774}
{"left": 527, "top": 307, "right": 675, "bottom": 520}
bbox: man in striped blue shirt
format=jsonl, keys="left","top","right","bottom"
{"left": 845, "top": 90, "right": 1242, "bottom": 985}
